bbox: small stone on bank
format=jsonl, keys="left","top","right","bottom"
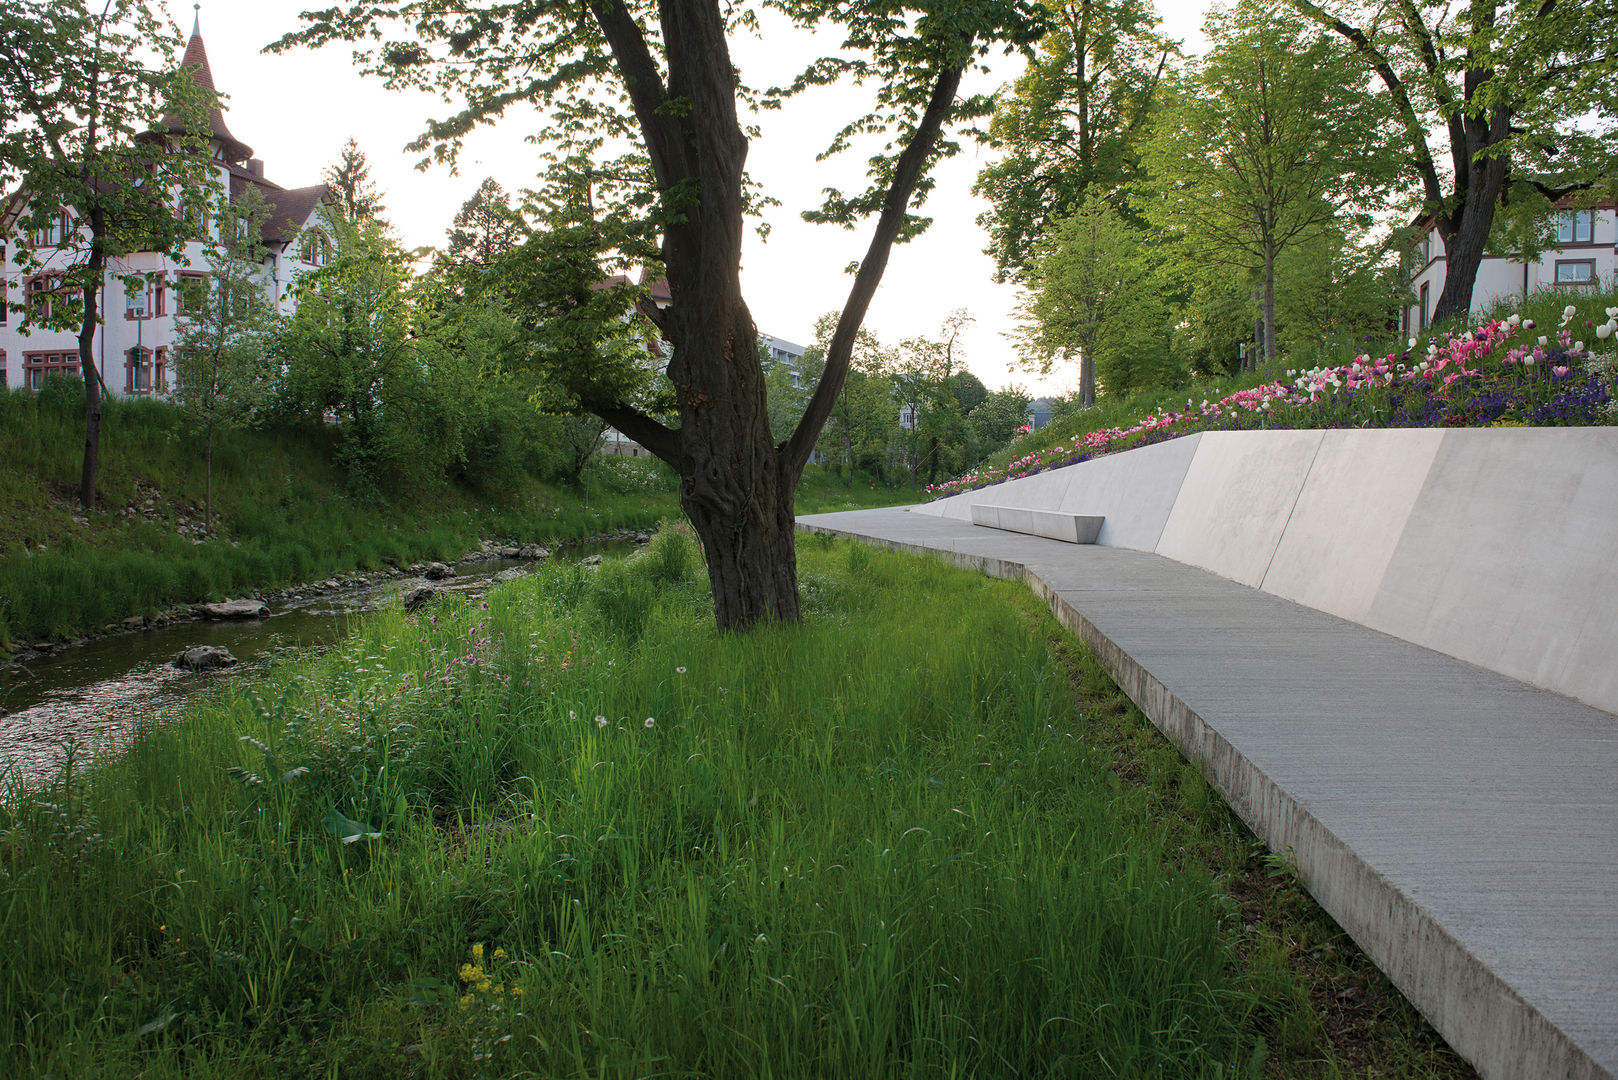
{"left": 422, "top": 562, "right": 455, "bottom": 581}
{"left": 198, "top": 598, "right": 269, "bottom": 620}
{"left": 404, "top": 585, "right": 438, "bottom": 612}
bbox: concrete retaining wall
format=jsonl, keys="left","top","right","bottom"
{"left": 925, "top": 428, "right": 1618, "bottom": 716}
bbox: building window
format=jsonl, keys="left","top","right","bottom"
{"left": 155, "top": 277, "right": 167, "bottom": 317}
{"left": 31, "top": 210, "right": 69, "bottom": 248}
{"left": 1556, "top": 210, "right": 1595, "bottom": 245}
{"left": 127, "top": 346, "right": 151, "bottom": 393}
{"left": 1, "top": 351, "right": 7, "bottom": 389}
{"left": 174, "top": 273, "right": 207, "bottom": 315}
{"left": 1418, "top": 282, "right": 1430, "bottom": 331}
{"left": 27, "top": 274, "right": 63, "bottom": 321}
{"left": 22, "top": 351, "right": 81, "bottom": 390}
{"left": 178, "top": 198, "right": 210, "bottom": 237}
{"left": 1554, "top": 260, "right": 1596, "bottom": 285}
{"left": 299, "top": 230, "right": 332, "bottom": 267}
{"left": 155, "top": 347, "right": 169, "bottom": 393}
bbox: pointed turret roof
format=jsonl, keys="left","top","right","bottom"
{"left": 156, "top": 11, "right": 254, "bottom": 162}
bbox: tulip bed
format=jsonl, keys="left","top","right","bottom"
{"left": 929, "top": 305, "right": 1618, "bottom": 499}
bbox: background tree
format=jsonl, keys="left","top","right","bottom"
{"left": 277, "top": 0, "right": 1043, "bottom": 630}
{"left": 762, "top": 341, "right": 812, "bottom": 444}
{"left": 0, "top": 0, "right": 211, "bottom": 509}
{"left": 1272, "top": 228, "right": 1405, "bottom": 356}
{"left": 962, "top": 387, "right": 1033, "bottom": 466}
{"left": 172, "top": 185, "right": 278, "bottom": 531}
{"left": 800, "top": 313, "right": 899, "bottom": 486}
{"left": 1289, "top": 0, "right": 1618, "bottom": 326}
{"left": 974, "top": 0, "right": 1176, "bottom": 281}
{"left": 892, "top": 310, "right": 974, "bottom": 487}
{"left": 322, "top": 137, "right": 387, "bottom": 225}
{"left": 1015, "top": 199, "right": 1175, "bottom": 404}
{"left": 274, "top": 210, "right": 425, "bottom": 496}
{"left": 443, "top": 177, "right": 529, "bottom": 287}
{"left": 1143, "top": 0, "right": 1397, "bottom": 366}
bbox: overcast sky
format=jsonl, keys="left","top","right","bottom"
{"left": 172, "top": 0, "right": 1213, "bottom": 397}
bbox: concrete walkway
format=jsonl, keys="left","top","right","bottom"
{"left": 798, "top": 507, "right": 1618, "bottom": 1080}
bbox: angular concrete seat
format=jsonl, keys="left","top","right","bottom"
{"left": 970, "top": 504, "right": 1103, "bottom": 544}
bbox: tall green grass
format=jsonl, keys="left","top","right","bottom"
{"left": 1, "top": 528, "right": 1268, "bottom": 1078}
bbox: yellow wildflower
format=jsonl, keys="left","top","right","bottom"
{"left": 460, "top": 963, "right": 484, "bottom": 983}
{"left": 492, "top": 947, "right": 507, "bottom": 960}
{"left": 471, "top": 942, "right": 484, "bottom": 961}
{"left": 477, "top": 979, "right": 492, "bottom": 993}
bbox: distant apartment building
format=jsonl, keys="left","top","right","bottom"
{"left": 1404, "top": 204, "right": 1617, "bottom": 332}
{"left": 0, "top": 18, "right": 330, "bottom": 395}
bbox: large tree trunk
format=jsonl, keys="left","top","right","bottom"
{"left": 590, "top": 0, "right": 970, "bottom": 630}
{"left": 1433, "top": 109, "right": 1512, "bottom": 327}
{"left": 682, "top": 454, "right": 800, "bottom": 629}
{"left": 1432, "top": 167, "right": 1506, "bottom": 326}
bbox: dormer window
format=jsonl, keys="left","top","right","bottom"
{"left": 300, "top": 230, "right": 332, "bottom": 267}
{"left": 31, "top": 210, "right": 69, "bottom": 248}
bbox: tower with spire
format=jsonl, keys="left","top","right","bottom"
{"left": 0, "top": 12, "right": 334, "bottom": 396}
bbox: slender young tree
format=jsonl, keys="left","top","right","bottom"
{"left": 172, "top": 185, "right": 278, "bottom": 533}
{"left": 0, "top": 0, "right": 212, "bottom": 509}
{"left": 974, "top": 0, "right": 1177, "bottom": 282}
{"left": 1143, "top": 0, "right": 1397, "bottom": 365}
{"left": 1015, "top": 199, "right": 1173, "bottom": 402}
{"left": 275, "top": 0, "right": 1043, "bottom": 629}
{"left": 1288, "top": 0, "right": 1618, "bottom": 325}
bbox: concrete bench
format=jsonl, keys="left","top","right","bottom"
{"left": 970, "top": 504, "right": 1103, "bottom": 544}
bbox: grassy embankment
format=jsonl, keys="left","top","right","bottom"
{"left": 0, "top": 387, "right": 919, "bottom": 646}
{"left": 0, "top": 528, "right": 1469, "bottom": 1078}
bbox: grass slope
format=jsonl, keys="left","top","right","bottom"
{"left": 0, "top": 388, "right": 918, "bottom": 646}
{"left": 0, "top": 529, "right": 1470, "bottom": 1078}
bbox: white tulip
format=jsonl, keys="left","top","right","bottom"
{"left": 1565, "top": 305, "right": 1578, "bottom": 318}
{"left": 1538, "top": 336, "right": 1549, "bottom": 346}
{"left": 1407, "top": 338, "right": 1417, "bottom": 349}
{"left": 1597, "top": 323, "right": 1614, "bottom": 340}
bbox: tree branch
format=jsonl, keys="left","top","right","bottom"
{"left": 585, "top": 0, "right": 686, "bottom": 187}
{"left": 594, "top": 400, "right": 680, "bottom": 464}
{"left": 1287, "top": 0, "right": 1444, "bottom": 211}
{"left": 784, "top": 43, "right": 971, "bottom": 477}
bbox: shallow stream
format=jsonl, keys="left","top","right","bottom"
{"left": 0, "top": 541, "right": 631, "bottom": 784}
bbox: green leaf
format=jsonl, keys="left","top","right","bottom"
{"left": 322, "top": 809, "right": 383, "bottom": 844}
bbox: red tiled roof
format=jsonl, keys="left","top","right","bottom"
{"left": 638, "top": 269, "right": 672, "bottom": 304}
{"left": 153, "top": 19, "right": 253, "bottom": 162}
{"left": 253, "top": 184, "right": 329, "bottom": 247}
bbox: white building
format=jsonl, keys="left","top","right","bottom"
{"left": 1404, "top": 204, "right": 1617, "bottom": 332}
{"left": 760, "top": 334, "right": 806, "bottom": 366}
{"left": 0, "top": 18, "right": 330, "bottom": 396}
